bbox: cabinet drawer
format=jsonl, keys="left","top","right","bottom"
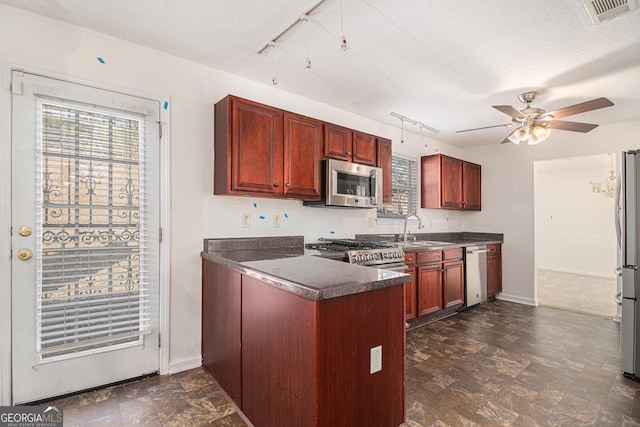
{"left": 404, "top": 252, "right": 416, "bottom": 266}
{"left": 487, "top": 244, "right": 501, "bottom": 257}
{"left": 443, "top": 248, "right": 463, "bottom": 261}
{"left": 416, "top": 250, "right": 442, "bottom": 264}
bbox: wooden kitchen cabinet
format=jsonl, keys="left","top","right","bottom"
{"left": 377, "top": 137, "right": 393, "bottom": 205}
{"left": 202, "top": 257, "right": 405, "bottom": 427}
{"left": 214, "top": 95, "right": 321, "bottom": 200}
{"left": 202, "top": 259, "right": 242, "bottom": 406}
{"left": 418, "top": 264, "right": 443, "bottom": 316}
{"left": 283, "top": 112, "right": 323, "bottom": 199}
{"left": 463, "top": 161, "right": 482, "bottom": 210}
{"left": 421, "top": 154, "right": 481, "bottom": 211}
{"left": 323, "top": 123, "right": 377, "bottom": 166}
{"left": 404, "top": 248, "right": 465, "bottom": 323}
{"left": 404, "top": 252, "right": 417, "bottom": 322}
{"left": 323, "top": 123, "right": 352, "bottom": 162}
{"left": 487, "top": 244, "right": 502, "bottom": 298}
{"left": 352, "top": 131, "right": 377, "bottom": 166}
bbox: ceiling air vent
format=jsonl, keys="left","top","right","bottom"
{"left": 581, "top": 0, "right": 638, "bottom": 24}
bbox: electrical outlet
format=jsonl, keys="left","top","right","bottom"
{"left": 273, "top": 214, "right": 281, "bottom": 228}
{"left": 370, "top": 345, "right": 382, "bottom": 374}
{"left": 241, "top": 214, "right": 250, "bottom": 228}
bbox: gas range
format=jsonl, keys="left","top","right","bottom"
{"left": 305, "top": 238, "right": 406, "bottom": 269}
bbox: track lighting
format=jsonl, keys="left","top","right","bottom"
{"left": 340, "top": 34, "right": 348, "bottom": 51}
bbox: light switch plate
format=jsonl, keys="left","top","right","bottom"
{"left": 370, "top": 345, "right": 382, "bottom": 374}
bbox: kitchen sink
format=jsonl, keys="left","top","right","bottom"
{"left": 396, "top": 240, "right": 454, "bottom": 248}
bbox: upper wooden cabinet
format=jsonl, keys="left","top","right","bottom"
{"left": 214, "top": 96, "right": 321, "bottom": 200}
{"left": 283, "top": 112, "right": 323, "bottom": 200}
{"left": 377, "top": 137, "right": 392, "bottom": 204}
{"left": 421, "top": 154, "right": 481, "bottom": 211}
{"left": 462, "top": 161, "right": 482, "bottom": 210}
{"left": 323, "top": 123, "right": 377, "bottom": 166}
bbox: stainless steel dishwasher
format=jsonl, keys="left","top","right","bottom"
{"left": 465, "top": 245, "right": 488, "bottom": 308}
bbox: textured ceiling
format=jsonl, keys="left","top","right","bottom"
{"left": 2, "top": 0, "right": 640, "bottom": 148}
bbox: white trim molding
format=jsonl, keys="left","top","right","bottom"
{"left": 168, "top": 356, "right": 201, "bottom": 375}
{"left": 496, "top": 293, "right": 538, "bottom": 306}
{"left": 0, "top": 62, "right": 13, "bottom": 406}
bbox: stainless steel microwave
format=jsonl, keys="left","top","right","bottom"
{"left": 305, "top": 158, "right": 383, "bottom": 208}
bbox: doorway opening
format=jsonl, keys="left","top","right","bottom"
{"left": 534, "top": 153, "right": 617, "bottom": 318}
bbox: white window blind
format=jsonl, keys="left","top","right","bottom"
{"left": 36, "top": 101, "right": 152, "bottom": 359}
{"left": 378, "top": 155, "right": 418, "bottom": 218}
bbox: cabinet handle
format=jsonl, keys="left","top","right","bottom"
{"left": 355, "top": 153, "right": 359, "bottom": 158}
{"left": 273, "top": 183, "right": 279, "bottom": 188}
{"left": 346, "top": 151, "right": 351, "bottom": 155}
{"left": 285, "top": 183, "right": 291, "bottom": 188}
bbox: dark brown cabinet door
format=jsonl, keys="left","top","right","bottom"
{"left": 487, "top": 245, "right": 502, "bottom": 298}
{"left": 283, "top": 112, "right": 322, "bottom": 200}
{"left": 418, "top": 264, "right": 443, "bottom": 316}
{"left": 463, "top": 161, "right": 481, "bottom": 210}
{"left": 404, "top": 266, "right": 417, "bottom": 322}
{"left": 441, "top": 155, "right": 463, "bottom": 209}
{"left": 353, "top": 131, "right": 377, "bottom": 166}
{"left": 216, "top": 96, "right": 285, "bottom": 196}
{"left": 377, "top": 137, "right": 392, "bottom": 204}
{"left": 323, "top": 123, "right": 353, "bottom": 161}
{"left": 443, "top": 260, "right": 464, "bottom": 309}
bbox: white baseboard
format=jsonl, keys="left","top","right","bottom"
{"left": 168, "top": 356, "right": 201, "bottom": 375}
{"left": 537, "top": 266, "right": 616, "bottom": 279}
{"left": 496, "top": 293, "right": 538, "bottom": 306}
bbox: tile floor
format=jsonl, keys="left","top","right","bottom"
{"left": 41, "top": 300, "right": 640, "bottom": 426}
{"left": 537, "top": 269, "right": 617, "bottom": 318}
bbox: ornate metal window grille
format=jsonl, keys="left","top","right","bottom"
{"left": 377, "top": 155, "right": 418, "bottom": 218}
{"left": 37, "top": 101, "right": 151, "bottom": 359}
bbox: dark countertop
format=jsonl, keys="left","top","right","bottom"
{"left": 202, "top": 236, "right": 410, "bottom": 301}
{"left": 355, "top": 232, "right": 503, "bottom": 253}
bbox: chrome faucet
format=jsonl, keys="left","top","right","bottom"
{"left": 403, "top": 213, "right": 425, "bottom": 243}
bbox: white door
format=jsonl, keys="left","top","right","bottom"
{"left": 11, "top": 71, "right": 161, "bottom": 404}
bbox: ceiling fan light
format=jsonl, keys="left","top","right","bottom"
{"left": 507, "top": 133, "right": 520, "bottom": 144}
{"left": 528, "top": 124, "right": 551, "bottom": 145}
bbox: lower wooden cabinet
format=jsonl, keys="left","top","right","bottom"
{"left": 202, "top": 258, "right": 405, "bottom": 427}
{"left": 443, "top": 259, "right": 464, "bottom": 308}
{"left": 405, "top": 248, "right": 464, "bottom": 323}
{"left": 487, "top": 244, "right": 502, "bottom": 298}
{"left": 404, "top": 266, "right": 417, "bottom": 322}
{"left": 418, "top": 264, "right": 443, "bottom": 316}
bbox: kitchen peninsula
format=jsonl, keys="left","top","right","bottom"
{"left": 201, "top": 236, "right": 410, "bottom": 427}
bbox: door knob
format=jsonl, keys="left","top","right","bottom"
{"left": 17, "top": 249, "right": 33, "bottom": 261}
{"left": 18, "top": 226, "right": 32, "bottom": 237}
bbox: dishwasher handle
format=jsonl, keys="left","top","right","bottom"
{"left": 467, "top": 249, "right": 489, "bottom": 254}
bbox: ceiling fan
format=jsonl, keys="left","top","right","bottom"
{"left": 457, "top": 92, "right": 614, "bottom": 145}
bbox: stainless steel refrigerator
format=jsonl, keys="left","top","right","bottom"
{"left": 619, "top": 150, "right": 640, "bottom": 379}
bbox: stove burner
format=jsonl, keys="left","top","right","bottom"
{"left": 305, "top": 238, "right": 395, "bottom": 252}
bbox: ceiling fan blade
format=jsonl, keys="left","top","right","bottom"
{"left": 549, "top": 120, "right": 599, "bottom": 132}
{"left": 547, "top": 97, "right": 614, "bottom": 119}
{"left": 493, "top": 105, "right": 527, "bottom": 119}
{"left": 456, "top": 123, "right": 513, "bottom": 133}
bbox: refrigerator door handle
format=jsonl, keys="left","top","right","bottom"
{"left": 616, "top": 171, "right": 622, "bottom": 250}
{"left": 624, "top": 152, "right": 638, "bottom": 267}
